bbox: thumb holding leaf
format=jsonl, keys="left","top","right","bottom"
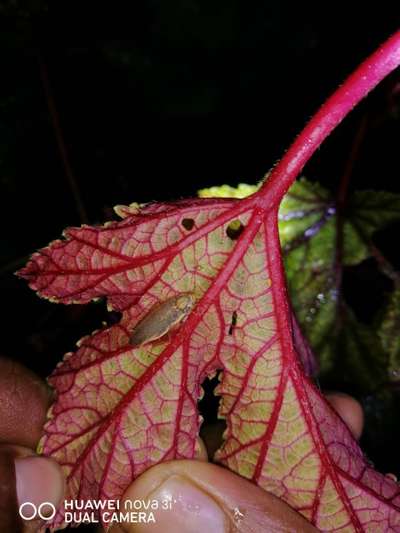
{"left": 0, "top": 357, "right": 64, "bottom": 532}
{"left": 110, "top": 460, "right": 318, "bottom": 533}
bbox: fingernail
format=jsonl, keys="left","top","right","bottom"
{"left": 15, "top": 456, "right": 64, "bottom": 514}
{"left": 144, "top": 475, "right": 228, "bottom": 532}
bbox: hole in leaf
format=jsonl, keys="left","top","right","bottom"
{"left": 198, "top": 375, "right": 220, "bottom": 424}
{"left": 226, "top": 220, "right": 244, "bottom": 240}
{"left": 229, "top": 311, "right": 238, "bottom": 335}
{"left": 107, "top": 310, "right": 123, "bottom": 326}
{"left": 181, "top": 218, "right": 195, "bottom": 231}
{"left": 198, "top": 374, "right": 226, "bottom": 458}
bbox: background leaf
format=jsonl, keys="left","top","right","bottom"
{"left": 378, "top": 287, "right": 400, "bottom": 383}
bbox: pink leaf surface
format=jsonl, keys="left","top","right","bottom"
{"left": 18, "top": 32, "right": 400, "bottom": 531}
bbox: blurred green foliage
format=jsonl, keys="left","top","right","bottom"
{"left": 379, "top": 288, "right": 400, "bottom": 383}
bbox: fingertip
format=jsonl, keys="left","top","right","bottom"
{"left": 111, "top": 460, "right": 317, "bottom": 532}
{"left": 113, "top": 464, "right": 228, "bottom": 533}
{"left": 15, "top": 456, "right": 64, "bottom": 512}
{"left": 325, "top": 392, "right": 364, "bottom": 440}
{"left": 194, "top": 437, "right": 209, "bottom": 461}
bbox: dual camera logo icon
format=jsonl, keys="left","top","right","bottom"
{"left": 19, "top": 502, "right": 56, "bottom": 521}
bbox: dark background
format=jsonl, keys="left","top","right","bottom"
{"left": 1, "top": 3, "right": 400, "bottom": 530}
